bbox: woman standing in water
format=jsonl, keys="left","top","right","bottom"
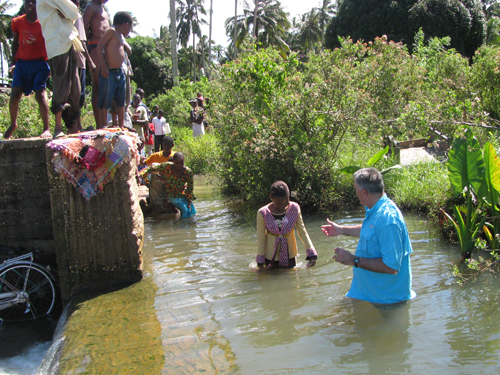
{"left": 141, "top": 152, "right": 196, "bottom": 217}
{"left": 256, "top": 181, "right": 318, "bottom": 269}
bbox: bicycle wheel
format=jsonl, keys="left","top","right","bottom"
{"left": 0, "top": 262, "right": 56, "bottom": 321}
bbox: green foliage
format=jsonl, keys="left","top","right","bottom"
{"left": 150, "top": 78, "right": 211, "bottom": 129}
{"left": 0, "top": 93, "right": 47, "bottom": 138}
{"left": 443, "top": 127, "right": 500, "bottom": 256}
{"left": 384, "top": 162, "right": 451, "bottom": 212}
{"left": 210, "top": 47, "right": 370, "bottom": 209}
{"left": 409, "top": 0, "right": 486, "bottom": 57}
{"left": 325, "top": 0, "right": 414, "bottom": 50}
{"left": 470, "top": 45, "right": 500, "bottom": 119}
{"left": 340, "top": 146, "right": 389, "bottom": 174}
{"left": 325, "top": 0, "right": 486, "bottom": 57}
{"left": 170, "top": 127, "right": 220, "bottom": 176}
{"left": 205, "top": 34, "right": 500, "bottom": 209}
{"left": 127, "top": 36, "right": 173, "bottom": 98}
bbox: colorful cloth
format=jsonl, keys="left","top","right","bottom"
{"left": 46, "top": 129, "right": 140, "bottom": 200}
{"left": 140, "top": 162, "right": 195, "bottom": 201}
{"left": 256, "top": 202, "right": 317, "bottom": 267}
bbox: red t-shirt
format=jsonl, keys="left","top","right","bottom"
{"left": 11, "top": 15, "right": 48, "bottom": 62}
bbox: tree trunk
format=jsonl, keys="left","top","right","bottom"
{"left": 234, "top": 0, "right": 237, "bottom": 60}
{"left": 170, "top": 0, "right": 178, "bottom": 86}
{"left": 193, "top": 34, "right": 197, "bottom": 82}
{"left": 208, "top": 0, "right": 213, "bottom": 77}
{"left": 253, "top": 0, "right": 259, "bottom": 40}
{"left": 202, "top": 38, "right": 206, "bottom": 77}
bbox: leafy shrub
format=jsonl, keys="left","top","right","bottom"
{"left": 170, "top": 126, "right": 220, "bottom": 176}
{"left": 150, "top": 78, "right": 212, "bottom": 129}
{"left": 470, "top": 45, "right": 500, "bottom": 120}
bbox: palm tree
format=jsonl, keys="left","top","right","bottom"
{"left": 176, "top": 0, "right": 207, "bottom": 82}
{"left": 197, "top": 34, "right": 209, "bottom": 76}
{"left": 296, "top": 8, "right": 323, "bottom": 53}
{"left": 318, "top": 0, "right": 337, "bottom": 36}
{"left": 0, "top": 1, "right": 13, "bottom": 80}
{"left": 208, "top": 0, "right": 213, "bottom": 76}
{"left": 225, "top": 0, "right": 291, "bottom": 57}
{"left": 212, "top": 44, "right": 226, "bottom": 64}
{"left": 170, "top": 0, "right": 178, "bottom": 85}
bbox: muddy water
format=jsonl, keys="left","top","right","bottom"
{"left": 5, "top": 177, "right": 500, "bottom": 374}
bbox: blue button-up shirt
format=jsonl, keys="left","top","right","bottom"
{"left": 346, "top": 194, "right": 416, "bottom": 304}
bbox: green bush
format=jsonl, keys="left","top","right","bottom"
{"left": 150, "top": 78, "right": 212, "bottom": 129}
{"left": 471, "top": 45, "right": 500, "bottom": 120}
{"left": 170, "top": 126, "right": 220, "bottom": 176}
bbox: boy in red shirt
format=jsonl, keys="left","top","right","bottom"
{"left": 3, "top": 0, "right": 50, "bottom": 139}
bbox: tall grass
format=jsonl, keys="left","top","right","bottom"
{"left": 384, "top": 162, "right": 451, "bottom": 214}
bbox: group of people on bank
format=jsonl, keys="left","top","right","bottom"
{"left": 1, "top": 0, "right": 136, "bottom": 140}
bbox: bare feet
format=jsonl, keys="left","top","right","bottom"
{"left": 40, "top": 130, "right": 52, "bottom": 139}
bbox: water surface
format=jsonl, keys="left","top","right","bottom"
{"left": 6, "top": 177, "right": 500, "bottom": 374}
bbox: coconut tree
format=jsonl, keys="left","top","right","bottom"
{"left": 0, "top": 1, "right": 13, "bottom": 80}
{"left": 225, "top": 0, "right": 291, "bottom": 57}
{"left": 170, "top": 0, "right": 178, "bottom": 85}
{"left": 176, "top": 0, "right": 207, "bottom": 82}
{"left": 208, "top": 0, "right": 213, "bottom": 76}
{"left": 296, "top": 8, "right": 323, "bottom": 53}
{"left": 319, "top": 0, "right": 337, "bottom": 36}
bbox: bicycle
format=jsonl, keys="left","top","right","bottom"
{"left": 0, "top": 252, "right": 57, "bottom": 323}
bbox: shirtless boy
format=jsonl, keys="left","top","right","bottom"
{"left": 95, "top": 12, "right": 132, "bottom": 128}
{"left": 83, "top": 0, "right": 110, "bottom": 129}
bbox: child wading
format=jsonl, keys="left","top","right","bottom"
{"left": 256, "top": 181, "right": 318, "bottom": 269}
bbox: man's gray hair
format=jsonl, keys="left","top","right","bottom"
{"left": 354, "top": 168, "right": 384, "bottom": 195}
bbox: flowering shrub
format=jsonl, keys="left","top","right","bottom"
{"left": 208, "top": 39, "right": 497, "bottom": 209}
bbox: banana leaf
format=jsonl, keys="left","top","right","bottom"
{"left": 340, "top": 146, "right": 389, "bottom": 174}
{"left": 478, "top": 142, "right": 500, "bottom": 211}
{"left": 447, "top": 128, "right": 484, "bottom": 196}
{"left": 367, "top": 146, "right": 389, "bottom": 166}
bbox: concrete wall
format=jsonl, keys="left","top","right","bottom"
{"left": 0, "top": 138, "right": 54, "bottom": 257}
{"left": 0, "top": 138, "right": 144, "bottom": 302}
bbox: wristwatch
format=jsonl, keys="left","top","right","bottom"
{"left": 354, "top": 257, "right": 360, "bottom": 268}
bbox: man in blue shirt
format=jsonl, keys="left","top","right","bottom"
{"left": 322, "top": 168, "right": 416, "bottom": 304}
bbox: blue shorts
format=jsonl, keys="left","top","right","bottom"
{"left": 12, "top": 60, "right": 50, "bottom": 96}
{"left": 97, "top": 68, "right": 126, "bottom": 109}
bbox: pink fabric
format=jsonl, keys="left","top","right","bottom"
{"left": 259, "top": 202, "right": 300, "bottom": 267}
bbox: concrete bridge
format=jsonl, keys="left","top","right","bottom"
{"left": 0, "top": 137, "right": 144, "bottom": 302}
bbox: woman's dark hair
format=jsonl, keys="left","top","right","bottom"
{"left": 172, "top": 152, "right": 184, "bottom": 161}
{"left": 270, "top": 181, "right": 289, "bottom": 198}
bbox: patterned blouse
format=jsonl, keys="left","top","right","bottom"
{"left": 140, "top": 162, "right": 196, "bottom": 201}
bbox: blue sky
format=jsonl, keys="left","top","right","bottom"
{"left": 6, "top": 0, "right": 320, "bottom": 47}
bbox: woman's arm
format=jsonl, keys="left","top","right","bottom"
{"left": 256, "top": 212, "right": 267, "bottom": 267}
{"left": 295, "top": 207, "right": 317, "bottom": 268}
